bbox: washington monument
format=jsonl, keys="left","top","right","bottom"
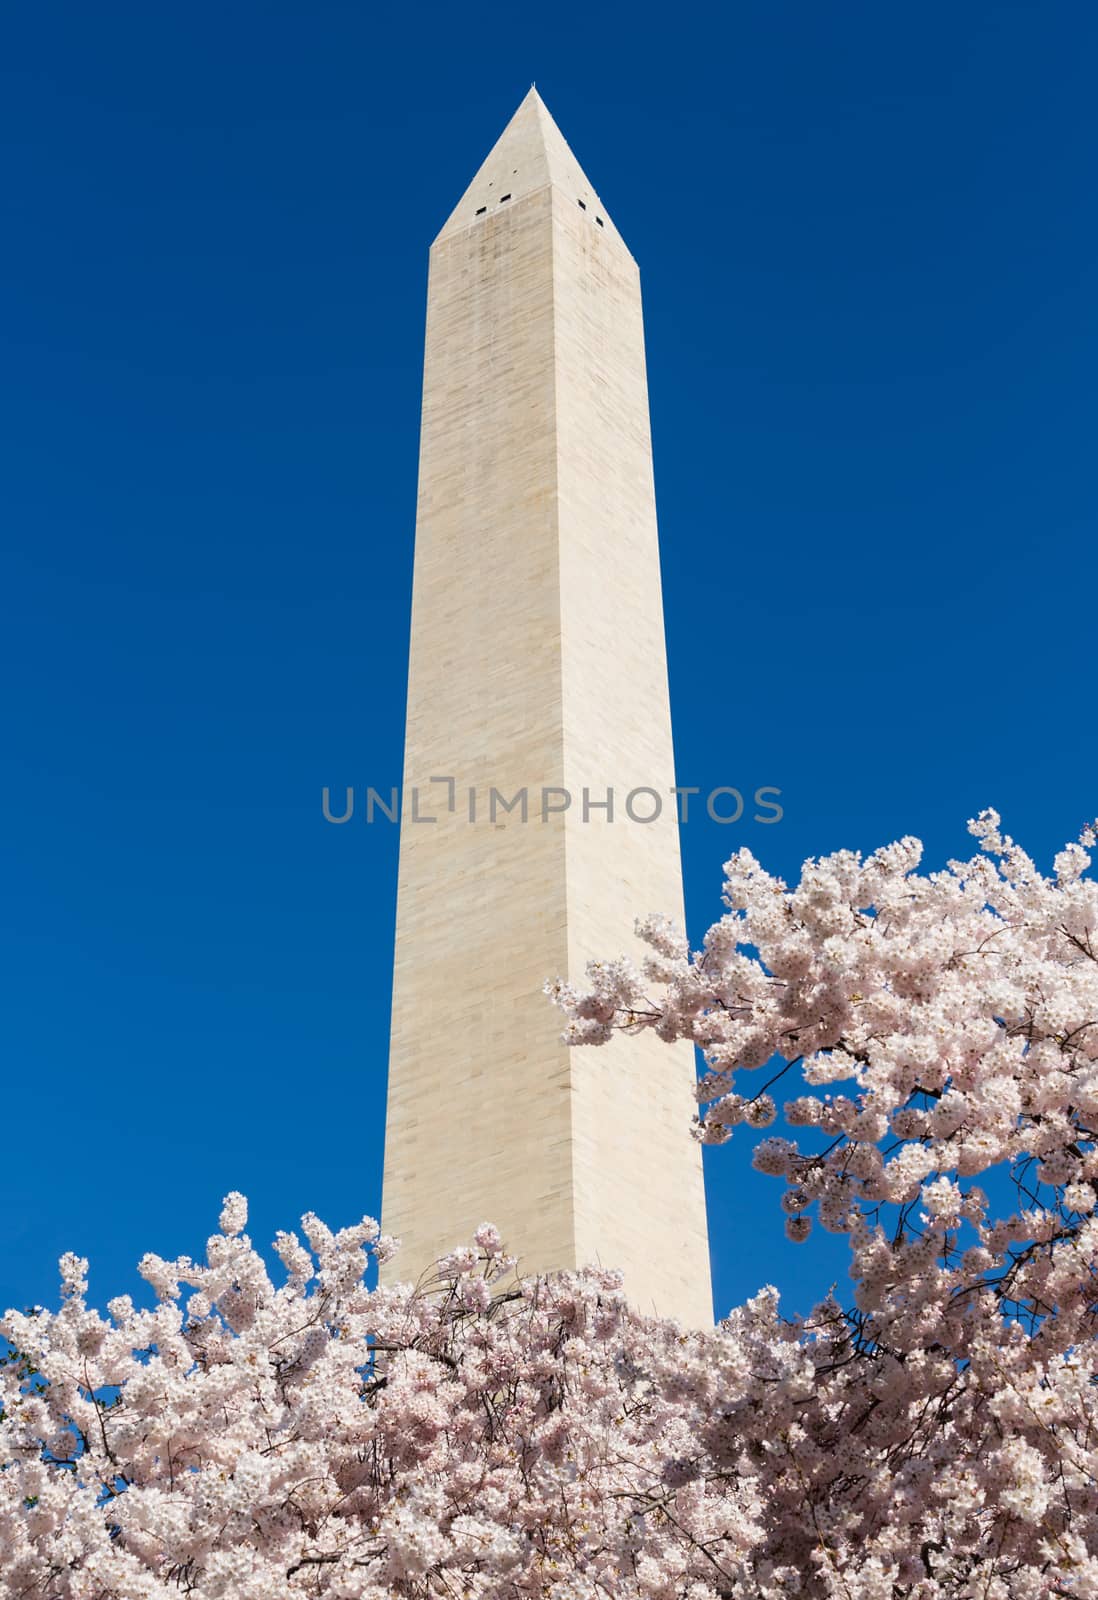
{"left": 380, "top": 89, "right": 712, "bottom": 1325}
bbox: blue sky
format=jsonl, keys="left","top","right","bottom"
{"left": 2, "top": 0, "right": 1095, "bottom": 1322}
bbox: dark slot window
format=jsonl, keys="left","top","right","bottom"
{"left": 596, "top": 216, "right": 604, "bottom": 227}
{"left": 577, "top": 199, "right": 586, "bottom": 210}
{"left": 475, "top": 206, "right": 487, "bottom": 215}
{"left": 500, "top": 193, "right": 511, "bottom": 202}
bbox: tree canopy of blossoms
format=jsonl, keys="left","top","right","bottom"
{"left": 2, "top": 1203, "right": 765, "bottom": 1599}
{"left": 550, "top": 810, "right": 1098, "bottom": 1596}
{"left": 4, "top": 812, "right": 1098, "bottom": 1598}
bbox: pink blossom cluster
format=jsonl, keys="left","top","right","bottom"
{"left": 549, "top": 811, "right": 1098, "bottom": 1593}
{"left": 2, "top": 1200, "right": 764, "bottom": 1598}
{"left": 7, "top": 1192, "right": 1098, "bottom": 1598}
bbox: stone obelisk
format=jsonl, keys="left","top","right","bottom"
{"left": 381, "top": 89, "right": 712, "bottom": 1325}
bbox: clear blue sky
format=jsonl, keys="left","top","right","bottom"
{"left": 2, "top": 1, "right": 1094, "bottom": 1322}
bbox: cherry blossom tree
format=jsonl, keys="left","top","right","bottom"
{"left": 4, "top": 811, "right": 1098, "bottom": 1597}
{"left": 2, "top": 1200, "right": 762, "bottom": 1598}
{"left": 550, "top": 809, "right": 1098, "bottom": 1595}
